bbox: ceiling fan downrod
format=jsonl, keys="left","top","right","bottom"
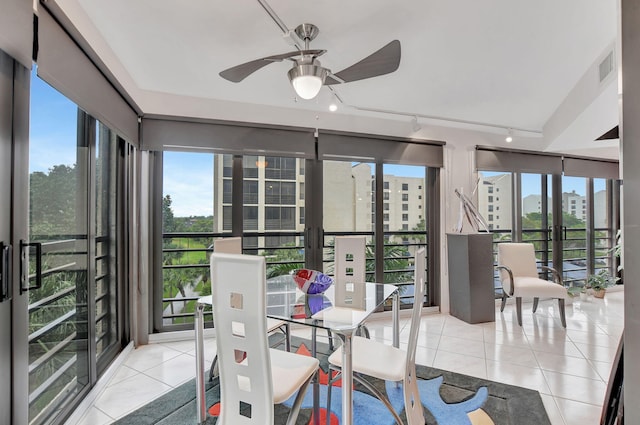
{"left": 295, "top": 23, "right": 319, "bottom": 50}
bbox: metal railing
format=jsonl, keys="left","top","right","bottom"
{"left": 27, "top": 238, "right": 84, "bottom": 424}
{"left": 27, "top": 235, "right": 116, "bottom": 425}
{"left": 160, "top": 229, "right": 429, "bottom": 325}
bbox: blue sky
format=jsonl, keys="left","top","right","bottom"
{"left": 29, "top": 68, "right": 79, "bottom": 173}
{"left": 163, "top": 152, "right": 214, "bottom": 216}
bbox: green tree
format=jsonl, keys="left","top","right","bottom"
{"left": 30, "top": 165, "right": 77, "bottom": 236}
{"left": 264, "top": 242, "right": 305, "bottom": 278}
{"left": 162, "top": 195, "right": 176, "bottom": 232}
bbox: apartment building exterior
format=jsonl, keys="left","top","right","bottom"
{"left": 213, "top": 157, "right": 426, "bottom": 244}
{"left": 478, "top": 172, "right": 608, "bottom": 230}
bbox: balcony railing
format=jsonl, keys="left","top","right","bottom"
{"left": 160, "top": 229, "right": 429, "bottom": 327}
{"left": 26, "top": 234, "right": 113, "bottom": 424}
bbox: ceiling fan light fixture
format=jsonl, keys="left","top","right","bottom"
{"left": 288, "top": 64, "right": 327, "bottom": 100}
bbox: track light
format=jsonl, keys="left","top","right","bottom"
{"left": 505, "top": 128, "right": 513, "bottom": 143}
{"left": 411, "top": 116, "right": 421, "bottom": 132}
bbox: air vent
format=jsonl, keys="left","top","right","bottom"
{"left": 599, "top": 50, "right": 614, "bottom": 82}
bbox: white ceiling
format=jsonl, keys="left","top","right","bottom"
{"left": 53, "top": 0, "right": 619, "bottom": 158}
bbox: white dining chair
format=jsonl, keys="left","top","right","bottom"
{"left": 334, "top": 236, "right": 370, "bottom": 339}
{"left": 326, "top": 247, "right": 427, "bottom": 425}
{"left": 497, "top": 242, "right": 568, "bottom": 328}
{"left": 211, "top": 253, "right": 319, "bottom": 425}
{"left": 204, "top": 237, "right": 290, "bottom": 381}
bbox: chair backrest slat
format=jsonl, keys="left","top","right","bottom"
{"left": 214, "top": 236, "right": 242, "bottom": 254}
{"left": 334, "top": 236, "right": 366, "bottom": 284}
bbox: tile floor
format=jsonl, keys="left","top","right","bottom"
{"left": 67, "top": 290, "right": 624, "bottom": 425}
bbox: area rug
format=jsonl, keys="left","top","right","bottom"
{"left": 114, "top": 338, "right": 550, "bottom": 425}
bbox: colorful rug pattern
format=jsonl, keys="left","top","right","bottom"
{"left": 208, "top": 343, "right": 494, "bottom": 425}
{"left": 114, "top": 339, "right": 551, "bottom": 425}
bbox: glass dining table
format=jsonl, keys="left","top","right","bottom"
{"left": 195, "top": 276, "right": 400, "bottom": 425}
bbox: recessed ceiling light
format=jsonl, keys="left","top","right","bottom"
{"left": 329, "top": 103, "right": 338, "bottom": 112}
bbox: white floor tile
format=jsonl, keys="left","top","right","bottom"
{"left": 159, "top": 339, "right": 198, "bottom": 353}
{"left": 486, "top": 360, "right": 551, "bottom": 395}
{"left": 74, "top": 407, "right": 113, "bottom": 425}
{"left": 413, "top": 346, "right": 436, "bottom": 367}
{"left": 405, "top": 327, "right": 441, "bottom": 350}
{"left": 107, "top": 365, "right": 139, "bottom": 387}
{"left": 572, "top": 341, "right": 619, "bottom": 363}
{"left": 433, "top": 351, "right": 487, "bottom": 379}
{"left": 143, "top": 352, "right": 197, "bottom": 387}
{"left": 542, "top": 370, "right": 607, "bottom": 406}
{"left": 418, "top": 315, "right": 446, "bottom": 335}
{"left": 484, "top": 342, "right": 538, "bottom": 368}
{"left": 589, "top": 359, "right": 614, "bottom": 383}
{"left": 534, "top": 351, "right": 602, "bottom": 380}
{"left": 123, "top": 343, "right": 183, "bottom": 372}
{"left": 482, "top": 328, "right": 530, "bottom": 348}
{"left": 94, "top": 373, "right": 172, "bottom": 419}
{"left": 441, "top": 319, "right": 485, "bottom": 341}
{"left": 528, "top": 339, "right": 585, "bottom": 359}
{"left": 539, "top": 394, "right": 567, "bottom": 425}
{"left": 437, "top": 335, "right": 486, "bottom": 358}
{"left": 554, "top": 397, "right": 603, "bottom": 425}
{"left": 566, "top": 329, "right": 619, "bottom": 347}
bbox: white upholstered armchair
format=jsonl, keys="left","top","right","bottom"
{"left": 497, "top": 243, "right": 568, "bottom": 328}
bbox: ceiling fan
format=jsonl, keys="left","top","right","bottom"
{"left": 219, "top": 23, "right": 401, "bottom": 100}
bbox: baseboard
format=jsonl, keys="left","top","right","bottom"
{"left": 148, "top": 327, "right": 216, "bottom": 343}
{"left": 607, "top": 284, "right": 624, "bottom": 293}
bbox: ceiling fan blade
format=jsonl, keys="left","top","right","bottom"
{"left": 325, "top": 40, "right": 401, "bottom": 85}
{"left": 325, "top": 75, "right": 343, "bottom": 85}
{"left": 220, "top": 49, "right": 326, "bottom": 83}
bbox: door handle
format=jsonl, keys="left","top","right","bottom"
{"left": 0, "top": 242, "right": 11, "bottom": 302}
{"left": 305, "top": 228, "right": 312, "bottom": 250}
{"left": 21, "top": 240, "right": 42, "bottom": 293}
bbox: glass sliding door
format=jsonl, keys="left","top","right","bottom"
{"left": 593, "top": 178, "right": 615, "bottom": 276}
{"left": 161, "top": 151, "right": 218, "bottom": 328}
{"left": 28, "top": 77, "right": 91, "bottom": 425}
{"left": 27, "top": 73, "right": 124, "bottom": 424}
{"left": 94, "top": 123, "right": 119, "bottom": 372}
{"left": 478, "top": 171, "right": 513, "bottom": 239}
{"left": 322, "top": 161, "right": 375, "bottom": 279}
{"left": 382, "top": 164, "right": 427, "bottom": 304}
{"left": 560, "top": 176, "right": 589, "bottom": 286}
{"left": 477, "top": 171, "right": 513, "bottom": 296}
{"left": 521, "top": 173, "right": 552, "bottom": 270}
{"left": 243, "top": 155, "right": 305, "bottom": 278}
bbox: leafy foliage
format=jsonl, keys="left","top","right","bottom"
{"left": 30, "top": 165, "right": 78, "bottom": 236}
